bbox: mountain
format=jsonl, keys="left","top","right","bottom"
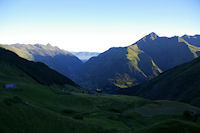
{"left": 77, "top": 32, "right": 200, "bottom": 91}
{"left": 182, "top": 35, "right": 200, "bottom": 47}
{"left": 1, "top": 33, "right": 200, "bottom": 92}
{"left": 0, "top": 43, "right": 83, "bottom": 80}
{"left": 72, "top": 52, "right": 100, "bottom": 62}
{"left": 0, "top": 47, "right": 77, "bottom": 86}
{"left": 118, "top": 56, "right": 200, "bottom": 107}
{"left": 1, "top": 47, "right": 200, "bottom": 133}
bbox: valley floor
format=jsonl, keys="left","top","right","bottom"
{"left": 0, "top": 82, "right": 200, "bottom": 133}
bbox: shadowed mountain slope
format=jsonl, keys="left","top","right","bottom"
{"left": 118, "top": 56, "right": 200, "bottom": 107}
{"left": 0, "top": 47, "right": 77, "bottom": 86}
{"left": 0, "top": 43, "right": 83, "bottom": 80}
{"left": 78, "top": 33, "right": 200, "bottom": 91}
{"left": 182, "top": 35, "right": 200, "bottom": 47}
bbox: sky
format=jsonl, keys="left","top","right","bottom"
{"left": 0, "top": 0, "right": 199, "bottom": 52}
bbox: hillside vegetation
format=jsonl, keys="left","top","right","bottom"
{"left": 0, "top": 48, "right": 200, "bottom": 133}
{"left": 0, "top": 43, "right": 83, "bottom": 80}
{"left": 0, "top": 47, "right": 77, "bottom": 86}
{"left": 118, "top": 56, "right": 200, "bottom": 107}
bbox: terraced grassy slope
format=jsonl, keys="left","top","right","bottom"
{"left": 78, "top": 33, "right": 200, "bottom": 91}
{"left": 1, "top": 47, "right": 200, "bottom": 133}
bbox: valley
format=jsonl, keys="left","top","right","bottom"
{"left": 1, "top": 41, "right": 200, "bottom": 132}
{"left": 1, "top": 33, "right": 200, "bottom": 92}
{"left": 1, "top": 1, "right": 199, "bottom": 132}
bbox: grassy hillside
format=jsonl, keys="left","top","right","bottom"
{"left": 78, "top": 33, "right": 200, "bottom": 91}
{"left": 1, "top": 82, "right": 200, "bottom": 133}
{"left": 119, "top": 56, "right": 200, "bottom": 107}
{"left": 0, "top": 43, "right": 83, "bottom": 80}
{"left": 0, "top": 47, "right": 200, "bottom": 132}
{"left": 134, "top": 119, "right": 200, "bottom": 133}
{"left": 0, "top": 47, "right": 77, "bottom": 86}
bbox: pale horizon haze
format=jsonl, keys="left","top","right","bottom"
{"left": 0, "top": 0, "right": 199, "bottom": 52}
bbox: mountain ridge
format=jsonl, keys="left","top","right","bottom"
{"left": 117, "top": 56, "right": 200, "bottom": 107}
{"left": 1, "top": 33, "right": 200, "bottom": 91}
{"left": 77, "top": 33, "right": 200, "bottom": 91}
{"left": 0, "top": 43, "right": 83, "bottom": 80}
{"left": 0, "top": 47, "right": 78, "bottom": 86}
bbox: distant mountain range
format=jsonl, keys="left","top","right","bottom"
{"left": 182, "top": 35, "right": 200, "bottom": 47}
{"left": 0, "top": 43, "right": 83, "bottom": 81}
{"left": 1, "top": 33, "right": 200, "bottom": 92}
{"left": 118, "top": 55, "right": 200, "bottom": 107}
{"left": 77, "top": 32, "right": 200, "bottom": 91}
{"left": 72, "top": 52, "right": 100, "bottom": 62}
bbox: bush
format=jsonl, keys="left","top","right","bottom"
{"left": 183, "top": 110, "right": 199, "bottom": 122}
{"left": 107, "top": 114, "right": 119, "bottom": 120}
{"left": 110, "top": 108, "right": 121, "bottom": 113}
{"left": 62, "top": 109, "right": 75, "bottom": 114}
{"left": 183, "top": 110, "right": 193, "bottom": 119}
{"left": 73, "top": 114, "right": 84, "bottom": 120}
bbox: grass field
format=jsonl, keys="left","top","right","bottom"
{"left": 0, "top": 48, "right": 200, "bottom": 133}
{"left": 0, "top": 76, "right": 200, "bottom": 133}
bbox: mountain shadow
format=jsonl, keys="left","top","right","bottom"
{"left": 77, "top": 32, "right": 200, "bottom": 92}
{"left": 118, "top": 56, "right": 200, "bottom": 107}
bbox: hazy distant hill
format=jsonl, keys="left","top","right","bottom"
{"left": 78, "top": 32, "right": 200, "bottom": 91}
{"left": 72, "top": 52, "right": 100, "bottom": 62}
{"left": 182, "top": 35, "right": 200, "bottom": 47}
{"left": 119, "top": 56, "right": 200, "bottom": 107}
{"left": 0, "top": 43, "right": 83, "bottom": 80}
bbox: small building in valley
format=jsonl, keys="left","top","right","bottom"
{"left": 4, "top": 83, "right": 16, "bottom": 90}
{"left": 96, "top": 88, "right": 102, "bottom": 93}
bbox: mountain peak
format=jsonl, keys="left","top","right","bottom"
{"left": 34, "top": 43, "right": 43, "bottom": 48}
{"left": 147, "top": 32, "right": 159, "bottom": 40}
{"left": 46, "top": 43, "right": 52, "bottom": 47}
{"left": 182, "top": 34, "right": 191, "bottom": 38}
{"left": 140, "top": 32, "right": 159, "bottom": 42}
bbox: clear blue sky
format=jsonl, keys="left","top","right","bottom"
{"left": 0, "top": 0, "right": 199, "bottom": 52}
